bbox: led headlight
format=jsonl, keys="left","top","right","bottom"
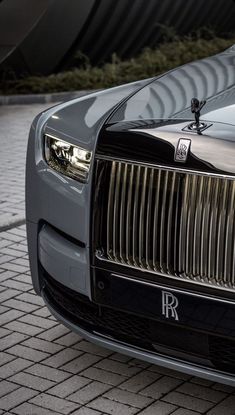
{"left": 44, "top": 134, "right": 92, "bottom": 183}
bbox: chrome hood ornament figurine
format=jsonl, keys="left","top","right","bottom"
{"left": 191, "top": 98, "right": 206, "bottom": 134}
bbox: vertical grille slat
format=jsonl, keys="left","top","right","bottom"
{"left": 119, "top": 163, "right": 128, "bottom": 263}
{"left": 101, "top": 159, "right": 235, "bottom": 292}
{"left": 153, "top": 169, "right": 161, "bottom": 272}
{"left": 112, "top": 162, "right": 122, "bottom": 261}
{"left": 160, "top": 170, "right": 169, "bottom": 273}
{"left": 139, "top": 167, "right": 148, "bottom": 268}
{"left": 146, "top": 168, "right": 154, "bottom": 269}
{"left": 133, "top": 165, "right": 141, "bottom": 267}
{"left": 179, "top": 174, "right": 190, "bottom": 274}
{"left": 166, "top": 171, "right": 176, "bottom": 274}
{"left": 126, "top": 164, "right": 134, "bottom": 265}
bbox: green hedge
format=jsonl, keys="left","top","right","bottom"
{"left": 1, "top": 37, "right": 235, "bottom": 94}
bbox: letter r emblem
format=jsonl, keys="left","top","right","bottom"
{"left": 162, "top": 291, "right": 179, "bottom": 321}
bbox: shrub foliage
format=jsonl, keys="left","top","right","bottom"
{"left": 1, "top": 37, "right": 235, "bottom": 94}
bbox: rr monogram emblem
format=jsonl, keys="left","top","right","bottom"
{"left": 162, "top": 291, "right": 179, "bottom": 321}
{"left": 175, "top": 138, "right": 191, "bottom": 162}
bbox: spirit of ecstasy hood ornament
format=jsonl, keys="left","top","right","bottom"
{"left": 190, "top": 98, "right": 207, "bottom": 134}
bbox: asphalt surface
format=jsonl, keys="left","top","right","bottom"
{"left": 0, "top": 104, "right": 235, "bottom": 414}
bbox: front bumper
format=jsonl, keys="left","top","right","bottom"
{"left": 35, "top": 221, "right": 235, "bottom": 386}
{"left": 41, "top": 270, "right": 235, "bottom": 387}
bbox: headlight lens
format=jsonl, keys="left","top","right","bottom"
{"left": 44, "top": 134, "right": 92, "bottom": 183}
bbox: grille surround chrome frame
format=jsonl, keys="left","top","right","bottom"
{"left": 96, "top": 156, "right": 235, "bottom": 293}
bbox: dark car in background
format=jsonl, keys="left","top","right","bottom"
{"left": 26, "top": 44, "right": 235, "bottom": 385}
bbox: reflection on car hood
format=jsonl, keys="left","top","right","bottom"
{"left": 110, "top": 45, "right": 235, "bottom": 126}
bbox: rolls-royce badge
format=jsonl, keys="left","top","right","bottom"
{"left": 175, "top": 138, "right": 191, "bottom": 162}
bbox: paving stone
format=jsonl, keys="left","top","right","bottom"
{"left": 0, "top": 351, "right": 16, "bottom": 365}
{"left": 30, "top": 392, "right": 79, "bottom": 414}
{"left": 15, "top": 292, "right": 44, "bottom": 306}
{"left": 55, "top": 332, "right": 83, "bottom": 347}
{"left": 68, "top": 381, "right": 111, "bottom": 404}
{"left": 7, "top": 344, "right": 49, "bottom": 362}
{"left": 10, "top": 243, "right": 28, "bottom": 254}
{"left": 110, "top": 352, "right": 132, "bottom": 363}
{"left": 25, "top": 363, "right": 71, "bottom": 382}
{"left": 9, "top": 372, "right": 56, "bottom": 392}
{"left": 119, "top": 370, "right": 161, "bottom": 393}
{"left": 104, "top": 388, "right": 153, "bottom": 409}
{"left": 172, "top": 409, "right": 200, "bottom": 415}
{"left": 11, "top": 258, "right": 29, "bottom": 267}
{"left": 5, "top": 320, "right": 45, "bottom": 336}
{"left": 207, "top": 396, "right": 235, "bottom": 414}
{"left": 0, "top": 358, "right": 32, "bottom": 379}
{"left": 33, "top": 306, "right": 52, "bottom": 318}
{"left": 0, "top": 379, "right": 19, "bottom": 398}
{"left": 21, "top": 337, "right": 64, "bottom": 354}
{"left": 0, "top": 304, "right": 9, "bottom": 314}
{"left": 0, "top": 255, "right": 15, "bottom": 265}
{"left": 212, "top": 383, "right": 235, "bottom": 393}
{"left": 176, "top": 382, "right": 226, "bottom": 403}
{"left": 0, "top": 233, "right": 25, "bottom": 243}
{"left": 42, "top": 347, "right": 82, "bottom": 368}
{"left": 0, "top": 263, "right": 29, "bottom": 274}
{"left": 149, "top": 364, "right": 191, "bottom": 380}
{"left": 0, "top": 332, "right": 28, "bottom": 351}
{"left": 190, "top": 377, "right": 214, "bottom": 387}
{"left": 73, "top": 340, "right": 112, "bottom": 357}
{"left": 95, "top": 358, "right": 142, "bottom": 377}
{"left": 18, "top": 314, "right": 57, "bottom": 330}
{"left": 14, "top": 274, "right": 32, "bottom": 284}
{"left": 0, "top": 270, "right": 17, "bottom": 283}
{"left": 88, "top": 396, "right": 138, "bottom": 415}
{"left": 47, "top": 374, "right": 91, "bottom": 398}
{"left": 0, "top": 386, "right": 38, "bottom": 411}
{"left": 10, "top": 401, "right": 62, "bottom": 415}
{"left": 0, "top": 289, "right": 21, "bottom": 303}
{"left": 0, "top": 309, "right": 24, "bottom": 325}
{"left": 38, "top": 325, "right": 70, "bottom": 341}
{"left": 1, "top": 279, "right": 31, "bottom": 292}
{"left": 61, "top": 353, "right": 101, "bottom": 374}
{"left": 138, "top": 401, "right": 177, "bottom": 415}
{"left": 140, "top": 376, "right": 183, "bottom": 399}
{"left": 0, "top": 327, "right": 11, "bottom": 338}
{"left": 71, "top": 408, "right": 102, "bottom": 415}
{"left": 1, "top": 248, "right": 25, "bottom": 258}
{"left": 2, "top": 298, "right": 39, "bottom": 313}
{"left": 81, "top": 366, "right": 126, "bottom": 386}
{"left": 163, "top": 391, "right": 214, "bottom": 413}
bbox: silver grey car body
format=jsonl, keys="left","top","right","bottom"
{"left": 26, "top": 45, "right": 235, "bottom": 386}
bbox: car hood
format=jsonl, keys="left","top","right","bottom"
{"left": 109, "top": 45, "right": 235, "bottom": 126}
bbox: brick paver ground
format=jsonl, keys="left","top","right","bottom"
{"left": 0, "top": 104, "right": 235, "bottom": 413}
{"left": 0, "top": 226, "right": 235, "bottom": 414}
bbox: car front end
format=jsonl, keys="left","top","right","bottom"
{"left": 26, "top": 47, "right": 235, "bottom": 386}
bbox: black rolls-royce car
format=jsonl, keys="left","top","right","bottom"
{"left": 26, "top": 44, "right": 235, "bottom": 385}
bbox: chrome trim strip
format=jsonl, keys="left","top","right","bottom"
{"left": 95, "top": 253, "right": 235, "bottom": 294}
{"left": 110, "top": 273, "right": 235, "bottom": 304}
{"left": 96, "top": 154, "right": 235, "bottom": 180}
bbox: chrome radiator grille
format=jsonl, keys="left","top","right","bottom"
{"left": 101, "top": 159, "right": 235, "bottom": 291}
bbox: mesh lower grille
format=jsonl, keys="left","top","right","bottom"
{"left": 43, "top": 272, "right": 235, "bottom": 374}
{"left": 99, "top": 159, "right": 235, "bottom": 291}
